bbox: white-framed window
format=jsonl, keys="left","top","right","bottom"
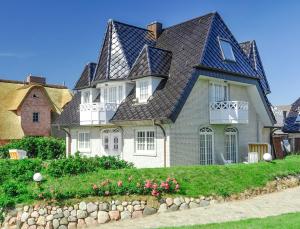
{"left": 139, "top": 80, "right": 149, "bottom": 102}
{"left": 210, "top": 82, "right": 228, "bottom": 102}
{"left": 113, "top": 136, "right": 119, "bottom": 150}
{"left": 104, "top": 136, "right": 109, "bottom": 150}
{"left": 83, "top": 91, "right": 90, "bottom": 103}
{"left": 103, "top": 88, "right": 108, "bottom": 103}
{"left": 118, "top": 86, "right": 123, "bottom": 103}
{"left": 225, "top": 127, "right": 238, "bottom": 163}
{"left": 219, "top": 38, "right": 236, "bottom": 62}
{"left": 135, "top": 128, "right": 156, "bottom": 155}
{"left": 78, "top": 132, "right": 90, "bottom": 151}
{"left": 199, "top": 127, "right": 214, "bottom": 165}
{"left": 108, "top": 87, "right": 117, "bottom": 103}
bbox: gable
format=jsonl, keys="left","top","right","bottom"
{"left": 200, "top": 13, "right": 258, "bottom": 78}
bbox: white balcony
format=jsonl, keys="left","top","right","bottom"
{"left": 80, "top": 103, "right": 118, "bottom": 125}
{"left": 210, "top": 101, "right": 248, "bottom": 124}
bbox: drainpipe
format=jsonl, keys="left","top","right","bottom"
{"left": 62, "top": 128, "right": 71, "bottom": 158}
{"left": 153, "top": 120, "right": 167, "bottom": 168}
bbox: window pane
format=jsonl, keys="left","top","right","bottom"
{"left": 114, "top": 137, "right": 118, "bottom": 150}
{"left": 109, "top": 87, "right": 117, "bottom": 103}
{"left": 140, "top": 81, "right": 149, "bottom": 101}
{"left": 137, "top": 131, "right": 145, "bottom": 150}
{"left": 146, "top": 131, "right": 155, "bottom": 150}
{"left": 220, "top": 39, "right": 235, "bottom": 61}
{"left": 118, "top": 86, "right": 123, "bottom": 103}
{"left": 33, "top": 112, "right": 39, "bottom": 122}
{"left": 103, "top": 88, "right": 108, "bottom": 103}
{"left": 85, "top": 133, "right": 90, "bottom": 149}
{"left": 83, "top": 91, "right": 90, "bottom": 103}
{"left": 104, "top": 136, "right": 109, "bottom": 150}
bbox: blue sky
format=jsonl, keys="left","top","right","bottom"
{"left": 0, "top": 0, "right": 299, "bottom": 105}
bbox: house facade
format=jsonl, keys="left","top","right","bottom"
{"left": 57, "top": 12, "right": 275, "bottom": 167}
{"left": 0, "top": 76, "right": 72, "bottom": 145}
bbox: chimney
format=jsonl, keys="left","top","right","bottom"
{"left": 147, "top": 21, "right": 162, "bottom": 39}
{"left": 26, "top": 75, "right": 46, "bottom": 85}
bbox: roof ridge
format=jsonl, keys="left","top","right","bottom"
{"left": 147, "top": 45, "right": 172, "bottom": 53}
{"left": 0, "top": 79, "right": 68, "bottom": 89}
{"left": 111, "top": 19, "right": 151, "bottom": 32}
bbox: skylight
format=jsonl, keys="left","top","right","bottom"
{"left": 219, "top": 38, "right": 236, "bottom": 62}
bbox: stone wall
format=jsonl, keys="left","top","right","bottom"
{"left": 2, "top": 197, "right": 212, "bottom": 229}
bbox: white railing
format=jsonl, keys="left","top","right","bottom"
{"left": 80, "top": 102, "right": 118, "bottom": 125}
{"left": 210, "top": 101, "right": 248, "bottom": 124}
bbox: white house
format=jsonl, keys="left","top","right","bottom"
{"left": 57, "top": 12, "right": 276, "bottom": 168}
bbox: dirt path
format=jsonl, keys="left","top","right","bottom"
{"left": 91, "top": 186, "right": 300, "bottom": 228}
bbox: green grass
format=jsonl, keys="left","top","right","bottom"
{"left": 162, "top": 212, "right": 300, "bottom": 229}
{"left": 2, "top": 155, "right": 300, "bottom": 206}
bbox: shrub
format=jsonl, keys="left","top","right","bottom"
{"left": 2, "top": 180, "right": 28, "bottom": 198}
{"left": 47, "top": 155, "right": 134, "bottom": 177}
{"left": 0, "top": 136, "right": 65, "bottom": 159}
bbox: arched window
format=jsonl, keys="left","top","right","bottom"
{"left": 225, "top": 127, "right": 238, "bottom": 163}
{"left": 199, "top": 127, "right": 214, "bottom": 165}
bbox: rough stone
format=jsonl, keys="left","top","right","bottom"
{"left": 133, "top": 205, "right": 142, "bottom": 211}
{"left": 189, "top": 202, "right": 200, "bottom": 208}
{"left": 63, "top": 210, "right": 70, "bottom": 218}
{"left": 45, "top": 221, "right": 53, "bottom": 229}
{"left": 21, "top": 212, "right": 29, "bottom": 222}
{"left": 184, "top": 198, "right": 191, "bottom": 204}
{"left": 36, "top": 216, "right": 46, "bottom": 226}
{"left": 24, "top": 206, "right": 30, "bottom": 212}
{"left": 8, "top": 216, "right": 17, "bottom": 225}
{"left": 53, "top": 213, "right": 64, "bottom": 219}
{"left": 143, "top": 206, "right": 157, "bottom": 216}
{"left": 109, "top": 210, "right": 120, "bottom": 221}
{"left": 73, "top": 205, "right": 79, "bottom": 210}
{"left": 179, "top": 203, "right": 189, "bottom": 210}
{"left": 122, "top": 201, "right": 128, "bottom": 207}
{"left": 67, "top": 216, "right": 77, "bottom": 222}
{"left": 52, "top": 219, "right": 59, "bottom": 229}
{"left": 111, "top": 205, "right": 117, "bottom": 211}
{"left": 200, "top": 200, "right": 210, "bottom": 207}
{"left": 127, "top": 205, "right": 134, "bottom": 213}
{"left": 166, "top": 198, "right": 173, "bottom": 207}
{"left": 77, "top": 210, "right": 87, "bottom": 219}
{"left": 38, "top": 209, "right": 45, "bottom": 216}
{"left": 77, "top": 219, "right": 86, "bottom": 229}
{"left": 85, "top": 217, "right": 98, "bottom": 226}
{"left": 21, "top": 223, "right": 29, "bottom": 229}
{"left": 58, "top": 226, "right": 67, "bottom": 229}
{"left": 158, "top": 203, "right": 168, "bottom": 213}
{"left": 60, "top": 217, "right": 68, "bottom": 225}
{"left": 70, "top": 210, "right": 76, "bottom": 217}
{"left": 174, "top": 197, "right": 182, "bottom": 206}
{"left": 168, "top": 204, "right": 179, "bottom": 212}
{"left": 31, "top": 211, "right": 39, "bottom": 218}
{"left": 28, "top": 226, "right": 37, "bottom": 229}
{"left": 97, "top": 211, "right": 110, "bottom": 224}
{"left": 68, "top": 207, "right": 73, "bottom": 212}
{"left": 27, "top": 218, "right": 35, "bottom": 226}
{"left": 132, "top": 201, "right": 140, "bottom": 206}
{"left": 79, "top": 202, "right": 87, "bottom": 211}
{"left": 57, "top": 209, "right": 63, "bottom": 214}
{"left": 121, "top": 211, "right": 131, "bottom": 220}
{"left": 89, "top": 211, "right": 98, "bottom": 219}
{"left": 86, "top": 202, "right": 98, "bottom": 213}
{"left": 132, "top": 210, "right": 143, "bottom": 219}
{"left": 67, "top": 222, "right": 77, "bottom": 229}
{"left": 98, "top": 203, "right": 109, "bottom": 211}
{"left": 115, "top": 200, "right": 121, "bottom": 205}
{"left": 117, "top": 205, "right": 124, "bottom": 211}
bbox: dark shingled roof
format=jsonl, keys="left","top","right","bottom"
{"left": 128, "top": 45, "right": 172, "bottom": 79}
{"left": 93, "top": 20, "right": 156, "bottom": 82}
{"left": 240, "top": 40, "right": 271, "bottom": 94}
{"left": 57, "top": 12, "right": 275, "bottom": 126}
{"left": 74, "top": 63, "right": 97, "bottom": 89}
{"left": 283, "top": 98, "right": 300, "bottom": 133}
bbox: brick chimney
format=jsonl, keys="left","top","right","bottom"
{"left": 26, "top": 75, "right": 46, "bottom": 85}
{"left": 147, "top": 21, "right": 162, "bottom": 39}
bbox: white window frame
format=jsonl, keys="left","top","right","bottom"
{"left": 134, "top": 127, "right": 156, "bottom": 156}
{"left": 218, "top": 37, "right": 236, "bottom": 62}
{"left": 199, "top": 127, "right": 214, "bottom": 165}
{"left": 78, "top": 132, "right": 91, "bottom": 152}
{"left": 137, "top": 79, "right": 150, "bottom": 103}
{"left": 225, "top": 127, "right": 238, "bottom": 163}
{"left": 210, "top": 82, "right": 229, "bottom": 102}
{"left": 83, "top": 91, "right": 91, "bottom": 104}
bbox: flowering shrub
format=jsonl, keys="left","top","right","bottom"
{"left": 91, "top": 177, "right": 180, "bottom": 198}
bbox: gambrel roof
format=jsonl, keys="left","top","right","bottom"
{"left": 57, "top": 12, "right": 275, "bottom": 126}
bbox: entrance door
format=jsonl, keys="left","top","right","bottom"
{"left": 102, "top": 129, "right": 121, "bottom": 156}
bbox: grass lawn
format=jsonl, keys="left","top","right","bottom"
{"left": 162, "top": 212, "right": 300, "bottom": 229}
{"left": 2, "top": 155, "right": 300, "bottom": 206}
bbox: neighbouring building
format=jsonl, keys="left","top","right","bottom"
{"left": 282, "top": 98, "right": 300, "bottom": 152}
{"left": 0, "top": 76, "right": 72, "bottom": 145}
{"left": 57, "top": 12, "right": 276, "bottom": 168}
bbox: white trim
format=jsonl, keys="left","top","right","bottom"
{"left": 77, "top": 131, "right": 91, "bottom": 153}
{"left": 225, "top": 127, "right": 238, "bottom": 163}
{"left": 199, "top": 127, "right": 214, "bottom": 165}
{"left": 134, "top": 127, "right": 157, "bottom": 157}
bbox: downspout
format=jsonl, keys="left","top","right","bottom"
{"left": 62, "top": 128, "right": 71, "bottom": 158}
{"left": 153, "top": 120, "right": 167, "bottom": 168}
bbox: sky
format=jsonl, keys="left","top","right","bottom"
{"left": 0, "top": 0, "right": 299, "bottom": 105}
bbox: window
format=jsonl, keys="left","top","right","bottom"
{"left": 210, "top": 82, "right": 228, "bottom": 102}
{"left": 108, "top": 87, "right": 117, "bottom": 103}
{"left": 225, "top": 128, "right": 238, "bottom": 163}
{"left": 219, "top": 38, "right": 236, "bottom": 62}
{"left": 199, "top": 127, "right": 214, "bottom": 165}
{"left": 113, "top": 137, "right": 119, "bottom": 150}
{"left": 32, "top": 112, "right": 39, "bottom": 123}
{"left": 139, "top": 81, "right": 149, "bottom": 102}
{"left": 83, "top": 91, "right": 90, "bottom": 103}
{"left": 103, "top": 88, "right": 108, "bottom": 103}
{"left": 104, "top": 136, "right": 109, "bottom": 150}
{"left": 78, "top": 132, "right": 90, "bottom": 150}
{"left": 118, "top": 86, "right": 123, "bottom": 103}
{"left": 136, "top": 130, "right": 155, "bottom": 154}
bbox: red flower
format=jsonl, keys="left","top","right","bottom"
{"left": 117, "top": 180, "right": 123, "bottom": 187}
{"left": 151, "top": 189, "right": 160, "bottom": 197}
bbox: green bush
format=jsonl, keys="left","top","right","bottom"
{"left": 2, "top": 180, "right": 28, "bottom": 198}
{"left": 47, "top": 155, "right": 134, "bottom": 177}
{"left": 0, "top": 136, "right": 65, "bottom": 159}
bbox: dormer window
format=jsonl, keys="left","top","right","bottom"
{"left": 83, "top": 91, "right": 90, "bottom": 103}
{"left": 219, "top": 38, "right": 236, "bottom": 62}
{"left": 140, "top": 80, "right": 149, "bottom": 102}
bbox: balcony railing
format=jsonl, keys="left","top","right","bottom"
{"left": 209, "top": 101, "right": 248, "bottom": 124}
{"left": 80, "top": 102, "right": 118, "bottom": 125}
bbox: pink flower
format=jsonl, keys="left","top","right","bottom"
{"left": 152, "top": 183, "right": 158, "bottom": 190}
{"left": 160, "top": 182, "right": 166, "bottom": 188}
{"left": 92, "top": 184, "right": 98, "bottom": 190}
{"left": 151, "top": 189, "right": 160, "bottom": 197}
{"left": 166, "top": 177, "right": 171, "bottom": 182}
{"left": 105, "top": 191, "right": 110, "bottom": 196}
{"left": 117, "top": 180, "right": 123, "bottom": 187}
{"left": 175, "top": 184, "right": 180, "bottom": 190}
{"left": 172, "top": 179, "right": 178, "bottom": 184}
{"left": 164, "top": 183, "right": 170, "bottom": 190}
{"left": 144, "top": 180, "right": 152, "bottom": 189}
